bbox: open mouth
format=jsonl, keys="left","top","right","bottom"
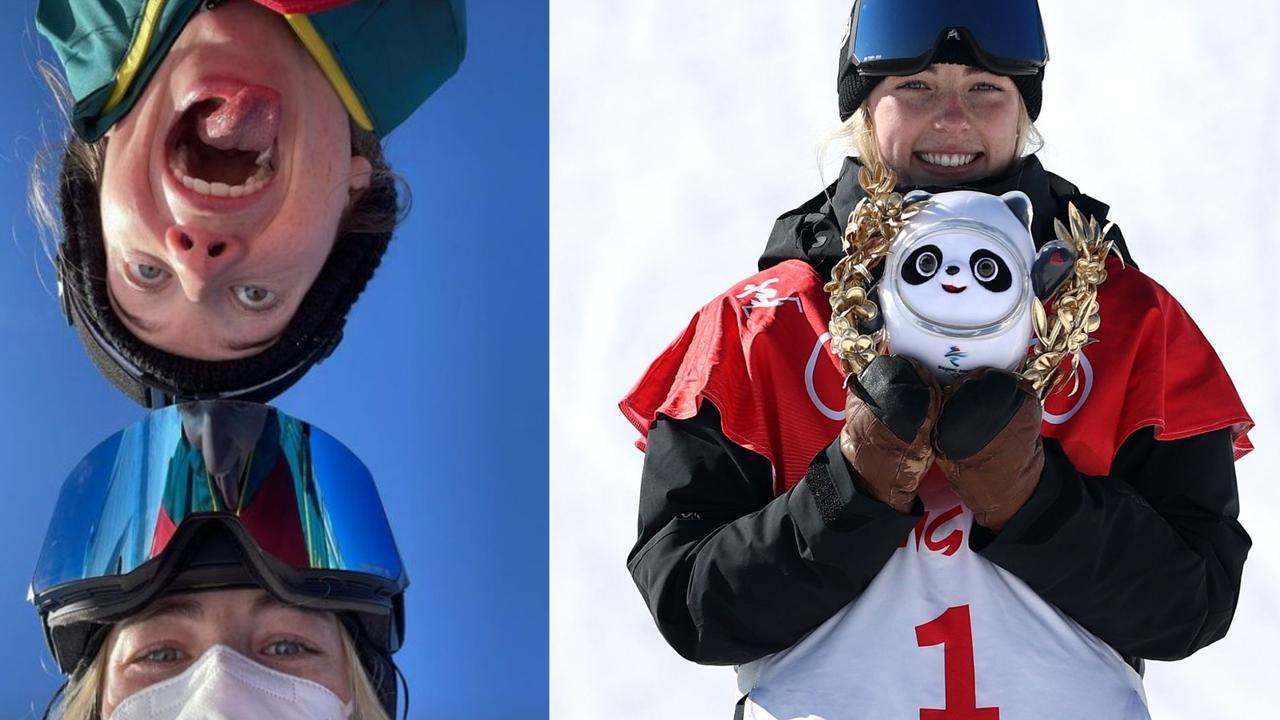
{"left": 916, "top": 152, "right": 982, "bottom": 170}
{"left": 942, "top": 284, "right": 967, "bottom": 294}
{"left": 167, "top": 84, "right": 282, "bottom": 199}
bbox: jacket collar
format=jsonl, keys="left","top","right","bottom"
{"left": 758, "top": 155, "right": 1129, "bottom": 278}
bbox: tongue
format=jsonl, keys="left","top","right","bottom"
{"left": 195, "top": 86, "right": 282, "bottom": 154}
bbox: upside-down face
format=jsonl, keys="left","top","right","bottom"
{"left": 100, "top": 589, "right": 352, "bottom": 718}
{"left": 99, "top": 0, "right": 372, "bottom": 361}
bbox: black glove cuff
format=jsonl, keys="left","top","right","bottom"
{"left": 805, "top": 439, "right": 923, "bottom": 529}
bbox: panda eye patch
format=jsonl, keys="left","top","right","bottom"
{"left": 969, "top": 249, "right": 1012, "bottom": 292}
{"left": 902, "top": 244, "right": 942, "bottom": 285}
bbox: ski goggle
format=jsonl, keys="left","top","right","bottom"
{"left": 848, "top": 0, "right": 1048, "bottom": 77}
{"left": 30, "top": 401, "right": 406, "bottom": 674}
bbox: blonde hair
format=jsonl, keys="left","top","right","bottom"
{"left": 823, "top": 96, "right": 1043, "bottom": 171}
{"left": 54, "top": 621, "right": 391, "bottom": 720}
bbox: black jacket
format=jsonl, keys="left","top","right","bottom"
{"left": 759, "top": 155, "right": 1134, "bottom": 274}
{"left": 627, "top": 156, "right": 1250, "bottom": 672}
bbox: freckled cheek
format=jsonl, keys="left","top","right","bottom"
{"left": 309, "top": 654, "right": 354, "bottom": 704}
{"left": 101, "top": 663, "right": 147, "bottom": 718}
{"left": 104, "top": 105, "right": 168, "bottom": 201}
{"left": 977, "top": 108, "right": 1021, "bottom": 162}
{"left": 873, "top": 111, "right": 924, "bottom": 167}
{"left": 970, "top": 98, "right": 1020, "bottom": 135}
{"left": 256, "top": 207, "right": 342, "bottom": 279}
{"left": 313, "top": 667, "right": 353, "bottom": 704}
{"left": 294, "top": 132, "right": 351, "bottom": 215}
{"left": 103, "top": 154, "right": 169, "bottom": 253}
{"left": 271, "top": 161, "right": 347, "bottom": 264}
{"left": 100, "top": 196, "right": 150, "bottom": 264}
{"left": 272, "top": 99, "right": 351, "bottom": 280}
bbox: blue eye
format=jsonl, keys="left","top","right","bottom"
{"left": 128, "top": 261, "right": 169, "bottom": 287}
{"left": 141, "top": 646, "right": 183, "bottom": 663}
{"left": 233, "top": 286, "right": 277, "bottom": 310}
{"left": 264, "top": 639, "right": 307, "bottom": 657}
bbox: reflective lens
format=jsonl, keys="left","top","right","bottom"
{"left": 851, "top": 0, "right": 1048, "bottom": 75}
{"left": 31, "top": 401, "right": 403, "bottom": 601}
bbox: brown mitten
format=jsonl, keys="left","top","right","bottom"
{"left": 934, "top": 368, "right": 1044, "bottom": 531}
{"left": 840, "top": 355, "right": 942, "bottom": 513}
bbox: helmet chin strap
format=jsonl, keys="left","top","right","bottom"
{"left": 394, "top": 659, "right": 411, "bottom": 720}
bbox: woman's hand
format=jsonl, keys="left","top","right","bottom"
{"left": 840, "top": 355, "right": 942, "bottom": 513}
{"left": 934, "top": 368, "right": 1044, "bottom": 531}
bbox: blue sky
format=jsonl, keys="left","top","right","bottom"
{"left": 0, "top": 1, "right": 548, "bottom": 716}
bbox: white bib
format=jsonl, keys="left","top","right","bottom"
{"left": 738, "top": 472, "right": 1150, "bottom": 720}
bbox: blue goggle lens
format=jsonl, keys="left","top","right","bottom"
{"left": 31, "top": 402, "right": 404, "bottom": 599}
{"left": 851, "top": 0, "right": 1048, "bottom": 75}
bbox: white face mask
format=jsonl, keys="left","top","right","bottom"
{"left": 109, "top": 645, "right": 354, "bottom": 720}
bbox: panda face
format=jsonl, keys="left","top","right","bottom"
{"left": 894, "top": 229, "right": 1023, "bottom": 328}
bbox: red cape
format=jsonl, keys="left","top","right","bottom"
{"left": 622, "top": 259, "right": 1253, "bottom": 494}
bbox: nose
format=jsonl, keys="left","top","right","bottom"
{"left": 933, "top": 92, "right": 970, "bottom": 133}
{"left": 945, "top": 265, "right": 960, "bottom": 275}
{"left": 164, "top": 226, "right": 246, "bottom": 302}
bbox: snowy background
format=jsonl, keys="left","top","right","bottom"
{"left": 551, "top": 2, "right": 1280, "bottom": 717}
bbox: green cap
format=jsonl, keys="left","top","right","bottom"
{"left": 37, "top": 0, "right": 466, "bottom": 141}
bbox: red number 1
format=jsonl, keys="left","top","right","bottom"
{"left": 915, "top": 605, "right": 1000, "bottom": 720}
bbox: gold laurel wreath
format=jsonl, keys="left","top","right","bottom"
{"left": 824, "top": 164, "right": 920, "bottom": 377}
{"left": 824, "top": 163, "right": 1116, "bottom": 401}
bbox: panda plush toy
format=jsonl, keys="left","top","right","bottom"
{"left": 877, "top": 189, "right": 1075, "bottom": 383}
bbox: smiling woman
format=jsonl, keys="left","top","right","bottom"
{"left": 619, "top": 1, "right": 1253, "bottom": 718}
{"left": 835, "top": 65, "right": 1042, "bottom": 184}
{"left": 31, "top": 0, "right": 465, "bottom": 406}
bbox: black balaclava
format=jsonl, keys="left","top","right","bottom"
{"left": 836, "top": 10, "right": 1044, "bottom": 122}
{"left": 56, "top": 148, "right": 396, "bottom": 408}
